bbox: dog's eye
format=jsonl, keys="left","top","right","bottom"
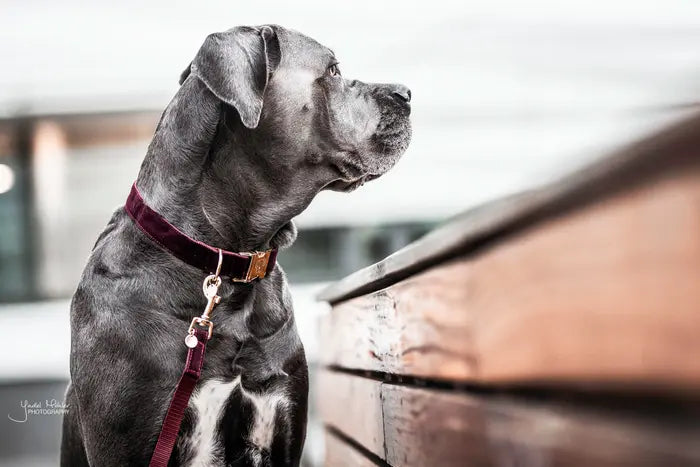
{"left": 327, "top": 64, "right": 341, "bottom": 77}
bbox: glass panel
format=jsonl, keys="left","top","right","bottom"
{"left": 0, "top": 154, "right": 31, "bottom": 301}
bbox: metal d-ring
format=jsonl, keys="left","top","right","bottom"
{"left": 214, "top": 248, "right": 223, "bottom": 277}
{"left": 202, "top": 249, "right": 224, "bottom": 296}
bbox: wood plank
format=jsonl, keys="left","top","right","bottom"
{"left": 319, "top": 370, "right": 700, "bottom": 467}
{"left": 320, "top": 171, "right": 700, "bottom": 389}
{"left": 380, "top": 383, "right": 487, "bottom": 466}
{"left": 318, "top": 112, "right": 700, "bottom": 304}
{"left": 318, "top": 371, "right": 385, "bottom": 458}
{"left": 324, "top": 430, "right": 379, "bottom": 467}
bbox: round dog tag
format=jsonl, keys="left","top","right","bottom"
{"left": 184, "top": 334, "right": 199, "bottom": 348}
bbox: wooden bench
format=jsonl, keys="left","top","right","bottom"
{"left": 316, "top": 113, "right": 700, "bottom": 466}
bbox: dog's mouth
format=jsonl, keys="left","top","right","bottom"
{"left": 372, "top": 106, "right": 412, "bottom": 160}
{"left": 325, "top": 173, "right": 381, "bottom": 192}
{"left": 325, "top": 110, "right": 410, "bottom": 193}
{"left": 322, "top": 93, "right": 412, "bottom": 193}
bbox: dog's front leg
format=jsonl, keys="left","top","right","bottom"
{"left": 60, "top": 384, "right": 90, "bottom": 467}
{"left": 219, "top": 347, "right": 309, "bottom": 467}
{"left": 268, "top": 350, "right": 309, "bottom": 467}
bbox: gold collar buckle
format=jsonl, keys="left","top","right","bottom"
{"left": 233, "top": 250, "right": 271, "bottom": 283}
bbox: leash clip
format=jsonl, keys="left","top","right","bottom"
{"left": 185, "top": 250, "right": 223, "bottom": 347}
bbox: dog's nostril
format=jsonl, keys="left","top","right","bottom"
{"left": 391, "top": 87, "right": 411, "bottom": 104}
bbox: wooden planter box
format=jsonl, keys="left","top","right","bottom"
{"left": 316, "top": 114, "right": 700, "bottom": 466}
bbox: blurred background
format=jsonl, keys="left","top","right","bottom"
{"left": 1, "top": 0, "right": 700, "bottom": 465}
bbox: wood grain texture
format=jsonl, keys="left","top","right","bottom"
{"left": 324, "top": 430, "right": 379, "bottom": 467}
{"left": 319, "top": 370, "right": 700, "bottom": 467}
{"left": 320, "top": 171, "right": 700, "bottom": 389}
{"left": 318, "top": 112, "right": 700, "bottom": 304}
{"left": 318, "top": 370, "right": 385, "bottom": 458}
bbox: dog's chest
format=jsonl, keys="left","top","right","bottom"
{"left": 182, "top": 377, "right": 288, "bottom": 466}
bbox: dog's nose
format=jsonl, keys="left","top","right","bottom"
{"left": 391, "top": 85, "right": 411, "bottom": 104}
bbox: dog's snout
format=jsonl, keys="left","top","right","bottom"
{"left": 391, "top": 85, "right": 411, "bottom": 104}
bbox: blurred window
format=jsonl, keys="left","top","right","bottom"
{"left": 0, "top": 153, "right": 31, "bottom": 300}
{"left": 281, "top": 223, "right": 433, "bottom": 284}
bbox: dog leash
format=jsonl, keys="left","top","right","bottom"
{"left": 150, "top": 326, "right": 209, "bottom": 467}
{"left": 123, "top": 184, "right": 278, "bottom": 466}
{"left": 149, "top": 252, "right": 224, "bottom": 467}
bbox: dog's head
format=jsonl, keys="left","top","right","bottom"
{"left": 182, "top": 25, "right": 411, "bottom": 192}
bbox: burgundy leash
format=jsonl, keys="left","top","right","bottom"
{"left": 149, "top": 327, "right": 209, "bottom": 467}
{"left": 149, "top": 253, "right": 225, "bottom": 467}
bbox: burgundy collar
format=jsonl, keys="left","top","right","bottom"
{"left": 125, "top": 183, "right": 277, "bottom": 282}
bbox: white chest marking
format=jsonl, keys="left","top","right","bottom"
{"left": 246, "top": 387, "right": 289, "bottom": 450}
{"left": 186, "top": 378, "right": 240, "bottom": 467}
{"left": 185, "top": 376, "right": 289, "bottom": 466}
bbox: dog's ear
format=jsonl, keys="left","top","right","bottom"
{"left": 191, "top": 25, "right": 280, "bottom": 129}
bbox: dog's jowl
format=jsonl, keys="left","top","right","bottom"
{"left": 61, "top": 25, "right": 411, "bottom": 467}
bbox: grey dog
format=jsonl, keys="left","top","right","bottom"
{"left": 61, "top": 24, "right": 411, "bottom": 466}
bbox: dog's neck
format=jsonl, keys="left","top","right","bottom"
{"left": 135, "top": 77, "right": 316, "bottom": 252}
